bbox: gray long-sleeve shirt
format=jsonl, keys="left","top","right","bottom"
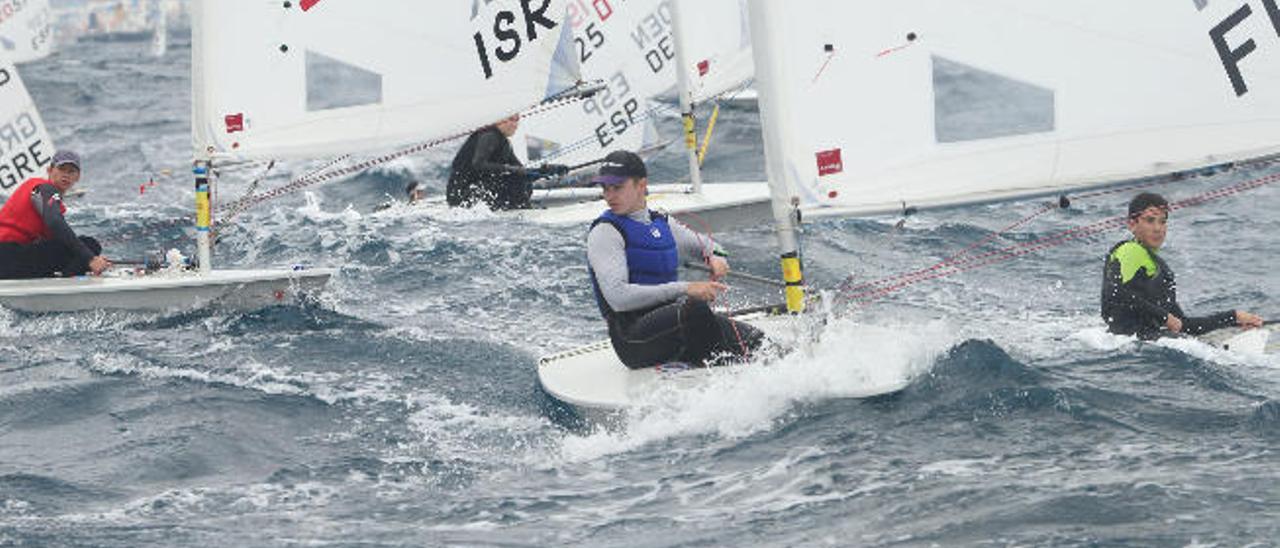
{"left": 587, "top": 209, "right": 720, "bottom": 313}
{"left": 30, "top": 184, "right": 94, "bottom": 263}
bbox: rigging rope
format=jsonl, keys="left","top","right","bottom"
{"left": 829, "top": 167, "right": 1280, "bottom": 310}
{"left": 219, "top": 86, "right": 590, "bottom": 216}
{"left": 99, "top": 85, "right": 595, "bottom": 247}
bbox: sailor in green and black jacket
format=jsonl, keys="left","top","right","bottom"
{"left": 1101, "top": 192, "right": 1263, "bottom": 340}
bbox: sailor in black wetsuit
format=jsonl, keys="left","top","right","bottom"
{"left": 1101, "top": 192, "right": 1263, "bottom": 339}
{"left": 585, "top": 150, "right": 764, "bottom": 368}
{"left": 446, "top": 113, "right": 568, "bottom": 210}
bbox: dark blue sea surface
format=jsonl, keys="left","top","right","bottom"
{"left": 3, "top": 28, "right": 1280, "bottom": 548}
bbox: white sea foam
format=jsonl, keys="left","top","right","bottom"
{"left": 85, "top": 352, "right": 406, "bottom": 406}
{"left": 403, "top": 392, "right": 554, "bottom": 466}
{"left": 557, "top": 318, "right": 957, "bottom": 462}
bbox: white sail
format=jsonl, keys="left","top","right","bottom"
{"left": 757, "top": 0, "right": 1280, "bottom": 217}
{"left": 676, "top": 0, "right": 753, "bottom": 103}
{"left": 519, "top": 0, "right": 675, "bottom": 165}
{"left": 0, "top": 57, "right": 56, "bottom": 197}
{"left": 521, "top": 0, "right": 757, "bottom": 165}
{"left": 0, "top": 0, "right": 54, "bottom": 64}
{"left": 150, "top": 0, "right": 167, "bottom": 57}
{"left": 192, "top": 0, "right": 579, "bottom": 162}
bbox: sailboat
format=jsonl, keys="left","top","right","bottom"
{"left": 0, "top": 0, "right": 584, "bottom": 312}
{"left": 443, "top": 0, "right": 773, "bottom": 234}
{"left": 537, "top": 0, "right": 1280, "bottom": 410}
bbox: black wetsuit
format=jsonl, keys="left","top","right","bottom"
{"left": 588, "top": 210, "right": 764, "bottom": 369}
{"left": 605, "top": 297, "right": 765, "bottom": 369}
{"left": 446, "top": 126, "right": 532, "bottom": 210}
{"left": 1100, "top": 239, "right": 1235, "bottom": 340}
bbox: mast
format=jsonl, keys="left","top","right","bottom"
{"left": 191, "top": 0, "right": 211, "bottom": 273}
{"left": 746, "top": 0, "right": 804, "bottom": 313}
{"left": 151, "top": 0, "right": 168, "bottom": 58}
{"left": 668, "top": 0, "right": 704, "bottom": 194}
{"left": 193, "top": 162, "right": 212, "bottom": 273}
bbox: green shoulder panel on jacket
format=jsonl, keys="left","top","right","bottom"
{"left": 1110, "top": 241, "right": 1158, "bottom": 284}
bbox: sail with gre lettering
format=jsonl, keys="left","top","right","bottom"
{"left": 0, "top": 57, "right": 56, "bottom": 197}
{"left": 192, "top": 0, "right": 578, "bottom": 161}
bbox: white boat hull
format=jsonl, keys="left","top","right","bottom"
{"left": 0, "top": 268, "right": 333, "bottom": 313}
{"left": 420, "top": 182, "right": 773, "bottom": 234}
{"left": 537, "top": 313, "right": 910, "bottom": 412}
{"left": 519, "top": 182, "right": 772, "bottom": 233}
{"left": 1196, "top": 324, "right": 1279, "bottom": 355}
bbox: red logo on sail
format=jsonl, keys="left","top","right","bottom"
{"left": 816, "top": 148, "right": 843, "bottom": 176}
{"left": 697, "top": 60, "right": 710, "bottom": 76}
{"left": 300, "top": 0, "right": 321, "bottom": 11}
{"left": 225, "top": 114, "right": 245, "bottom": 134}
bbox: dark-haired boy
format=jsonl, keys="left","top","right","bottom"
{"left": 1100, "top": 192, "right": 1263, "bottom": 339}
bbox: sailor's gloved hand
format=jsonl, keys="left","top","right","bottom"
{"left": 542, "top": 163, "right": 571, "bottom": 176}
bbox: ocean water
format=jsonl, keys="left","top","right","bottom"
{"left": 3, "top": 29, "right": 1280, "bottom": 548}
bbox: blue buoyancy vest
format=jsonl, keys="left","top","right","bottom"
{"left": 589, "top": 210, "right": 679, "bottom": 317}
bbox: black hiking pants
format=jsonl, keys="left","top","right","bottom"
{"left": 607, "top": 298, "right": 764, "bottom": 369}
{"left": 0, "top": 236, "right": 101, "bottom": 279}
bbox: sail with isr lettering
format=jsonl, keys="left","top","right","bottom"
{"left": 192, "top": 0, "right": 579, "bottom": 162}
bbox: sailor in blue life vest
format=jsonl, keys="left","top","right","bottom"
{"left": 446, "top": 113, "right": 569, "bottom": 210}
{"left": 0, "top": 150, "right": 111, "bottom": 279}
{"left": 586, "top": 150, "right": 765, "bottom": 368}
{"left": 1100, "top": 192, "right": 1263, "bottom": 340}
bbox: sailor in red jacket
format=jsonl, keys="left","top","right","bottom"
{"left": 0, "top": 150, "right": 111, "bottom": 279}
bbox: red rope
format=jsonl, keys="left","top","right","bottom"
{"left": 833, "top": 202, "right": 1058, "bottom": 296}
{"left": 832, "top": 169, "right": 1280, "bottom": 309}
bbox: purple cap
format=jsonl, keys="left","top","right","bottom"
{"left": 591, "top": 150, "right": 647, "bottom": 185}
{"left": 51, "top": 150, "right": 81, "bottom": 170}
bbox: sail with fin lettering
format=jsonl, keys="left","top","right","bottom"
{"left": 753, "top": 0, "right": 1280, "bottom": 218}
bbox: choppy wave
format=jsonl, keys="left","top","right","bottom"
{"left": 2, "top": 29, "right": 1278, "bottom": 547}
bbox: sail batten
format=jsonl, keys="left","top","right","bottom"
{"left": 678, "top": 0, "right": 754, "bottom": 104}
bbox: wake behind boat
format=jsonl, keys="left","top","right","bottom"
{"left": 538, "top": 311, "right": 912, "bottom": 412}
